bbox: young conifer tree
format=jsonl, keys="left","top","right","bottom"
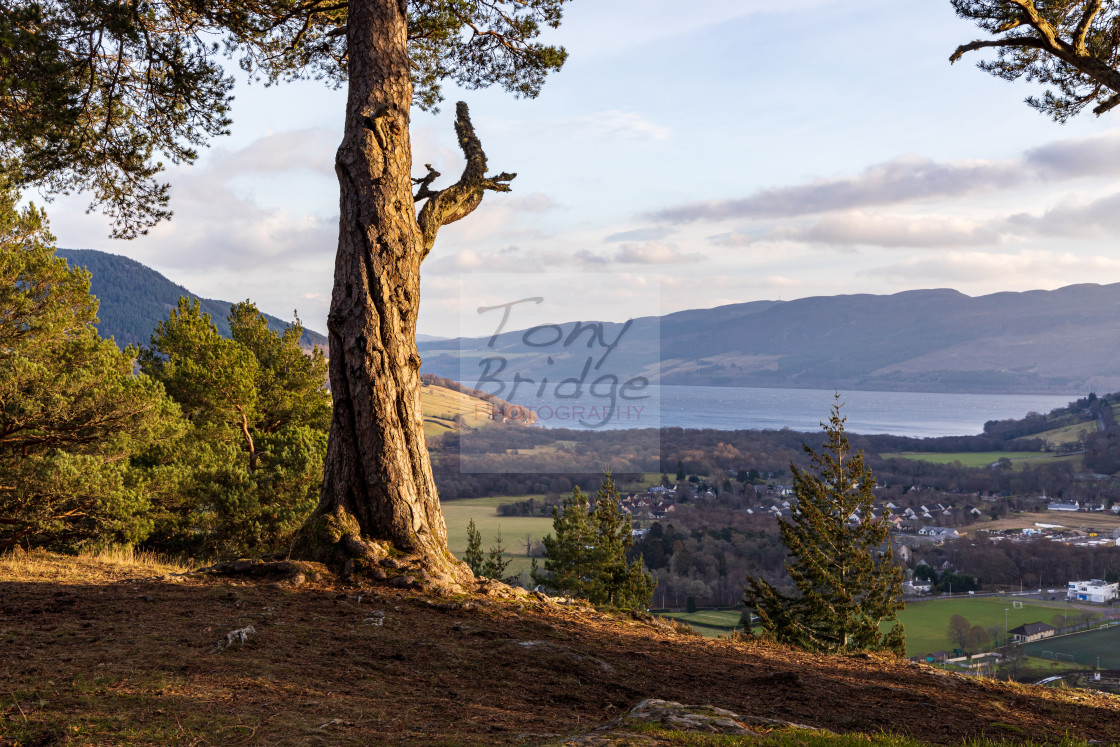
{"left": 532, "top": 474, "right": 654, "bottom": 609}
{"left": 587, "top": 473, "right": 655, "bottom": 609}
{"left": 464, "top": 518, "right": 485, "bottom": 577}
{"left": 744, "top": 397, "right": 905, "bottom": 654}
{"left": 532, "top": 487, "right": 595, "bottom": 598}
{"left": 480, "top": 531, "right": 512, "bottom": 580}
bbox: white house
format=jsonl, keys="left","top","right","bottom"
{"left": 918, "top": 526, "right": 960, "bottom": 540}
{"left": 1067, "top": 579, "right": 1119, "bottom": 604}
{"left": 1048, "top": 500, "right": 1080, "bottom": 512}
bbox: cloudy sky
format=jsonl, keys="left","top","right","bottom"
{"left": 40, "top": 0, "right": 1120, "bottom": 338}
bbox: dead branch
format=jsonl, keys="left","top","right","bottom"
{"left": 414, "top": 102, "right": 515, "bottom": 258}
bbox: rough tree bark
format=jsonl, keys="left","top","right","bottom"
{"left": 304, "top": 0, "right": 514, "bottom": 588}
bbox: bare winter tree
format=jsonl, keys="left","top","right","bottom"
{"left": 950, "top": 0, "right": 1120, "bottom": 121}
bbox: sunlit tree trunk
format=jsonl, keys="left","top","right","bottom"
{"left": 308, "top": 0, "right": 512, "bottom": 587}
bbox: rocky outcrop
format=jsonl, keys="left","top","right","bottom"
{"left": 562, "top": 698, "right": 830, "bottom": 745}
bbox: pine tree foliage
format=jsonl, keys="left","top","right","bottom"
{"left": 464, "top": 517, "right": 484, "bottom": 576}
{"left": 480, "top": 530, "right": 511, "bottom": 580}
{"left": 139, "top": 298, "right": 330, "bottom": 555}
{"left": 0, "top": 0, "right": 570, "bottom": 237}
{"left": 0, "top": 187, "right": 181, "bottom": 551}
{"left": 587, "top": 473, "right": 655, "bottom": 609}
{"left": 532, "top": 474, "right": 654, "bottom": 609}
{"left": 744, "top": 399, "right": 905, "bottom": 655}
{"left": 950, "top": 0, "right": 1120, "bottom": 121}
{"left": 532, "top": 485, "right": 594, "bottom": 597}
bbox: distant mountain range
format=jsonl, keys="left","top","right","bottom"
{"left": 57, "top": 249, "right": 328, "bottom": 350}
{"left": 62, "top": 248, "right": 1120, "bottom": 395}
{"left": 419, "top": 285, "right": 1120, "bottom": 395}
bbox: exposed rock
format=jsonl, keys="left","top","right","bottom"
{"left": 212, "top": 625, "right": 256, "bottom": 653}
{"left": 562, "top": 699, "right": 759, "bottom": 744}
{"left": 623, "top": 699, "right": 756, "bottom": 735}
{"left": 562, "top": 698, "right": 831, "bottom": 744}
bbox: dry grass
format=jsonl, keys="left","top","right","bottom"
{"left": 0, "top": 545, "right": 190, "bottom": 584}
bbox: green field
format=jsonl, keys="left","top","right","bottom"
{"left": 1034, "top": 419, "right": 1097, "bottom": 449}
{"left": 1022, "top": 624, "right": 1120, "bottom": 668}
{"left": 884, "top": 451, "right": 1041, "bottom": 468}
{"left": 439, "top": 495, "right": 553, "bottom": 579}
{"left": 897, "top": 597, "right": 1103, "bottom": 657}
{"left": 659, "top": 598, "right": 1105, "bottom": 655}
{"left": 658, "top": 609, "right": 743, "bottom": 637}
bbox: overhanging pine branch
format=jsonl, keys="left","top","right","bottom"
{"left": 950, "top": 36, "right": 1046, "bottom": 63}
{"left": 415, "top": 102, "right": 515, "bottom": 258}
{"left": 1093, "top": 90, "right": 1120, "bottom": 115}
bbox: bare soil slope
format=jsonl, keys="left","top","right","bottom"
{"left": 2, "top": 552, "right": 1119, "bottom": 746}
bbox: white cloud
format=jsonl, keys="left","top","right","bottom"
{"left": 613, "top": 241, "right": 703, "bottom": 264}
{"left": 546, "top": 110, "right": 671, "bottom": 142}
{"left": 867, "top": 249, "right": 1120, "bottom": 286}
{"left": 1025, "top": 129, "right": 1120, "bottom": 179}
{"left": 651, "top": 154, "right": 1026, "bottom": 222}
{"left": 1004, "top": 192, "right": 1120, "bottom": 238}
{"left": 650, "top": 127, "right": 1120, "bottom": 229}
{"left": 774, "top": 211, "right": 1000, "bottom": 248}
{"left": 605, "top": 226, "right": 675, "bottom": 242}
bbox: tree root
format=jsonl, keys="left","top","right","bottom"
{"left": 287, "top": 505, "right": 477, "bottom": 594}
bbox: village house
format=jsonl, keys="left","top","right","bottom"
{"left": 1008, "top": 622, "right": 1057, "bottom": 643}
{"left": 918, "top": 526, "right": 960, "bottom": 540}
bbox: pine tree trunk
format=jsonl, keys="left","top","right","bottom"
{"left": 307, "top": 0, "right": 469, "bottom": 587}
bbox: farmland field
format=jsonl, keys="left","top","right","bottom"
{"left": 440, "top": 495, "right": 552, "bottom": 578}
{"left": 883, "top": 452, "right": 1040, "bottom": 468}
{"left": 1022, "top": 624, "right": 1120, "bottom": 668}
{"left": 1034, "top": 419, "right": 1097, "bottom": 449}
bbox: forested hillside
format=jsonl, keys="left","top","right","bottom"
{"left": 56, "top": 249, "right": 327, "bottom": 350}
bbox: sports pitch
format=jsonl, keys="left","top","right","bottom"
{"left": 659, "top": 597, "right": 1108, "bottom": 654}
{"left": 1021, "top": 624, "right": 1120, "bottom": 669}
{"left": 896, "top": 597, "right": 1101, "bottom": 657}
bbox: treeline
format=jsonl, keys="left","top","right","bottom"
{"left": 982, "top": 392, "right": 1117, "bottom": 442}
{"left": 1, "top": 202, "right": 330, "bottom": 557}
{"left": 919, "top": 538, "right": 1120, "bottom": 590}
{"left": 431, "top": 422, "right": 1104, "bottom": 503}
{"left": 630, "top": 509, "right": 790, "bottom": 609}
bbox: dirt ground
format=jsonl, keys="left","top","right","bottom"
{"left": 2, "top": 552, "right": 1120, "bottom": 746}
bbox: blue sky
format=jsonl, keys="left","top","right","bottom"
{"left": 43, "top": 0, "right": 1120, "bottom": 337}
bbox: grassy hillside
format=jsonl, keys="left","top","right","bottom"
{"left": 420, "top": 381, "right": 495, "bottom": 438}
{"left": 3, "top": 551, "right": 1120, "bottom": 745}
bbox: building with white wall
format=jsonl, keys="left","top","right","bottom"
{"left": 1067, "top": 579, "right": 1119, "bottom": 604}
